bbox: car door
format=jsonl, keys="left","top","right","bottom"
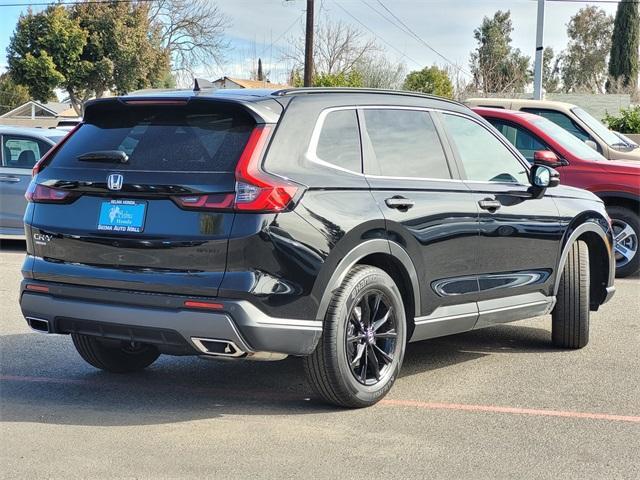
{"left": 1, "top": 135, "right": 52, "bottom": 234}
{"left": 361, "top": 107, "right": 480, "bottom": 341}
{"left": 439, "top": 112, "right": 563, "bottom": 327}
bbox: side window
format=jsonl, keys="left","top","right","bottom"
{"left": 315, "top": 109, "right": 361, "bottom": 172}
{"left": 2, "top": 136, "right": 48, "bottom": 169}
{"left": 521, "top": 108, "right": 590, "bottom": 143}
{"left": 363, "top": 109, "right": 451, "bottom": 179}
{"left": 488, "top": 119, "right": 547, "bottom": 163}
{"left": 442, "top": 114, "right": 529, "bottom": 184}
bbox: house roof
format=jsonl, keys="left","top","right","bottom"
{"left": 216, "top": 76, "right": 290, "bottom": 90}
{"left": 0, "top": 100, "right": 78, "bottom": 118}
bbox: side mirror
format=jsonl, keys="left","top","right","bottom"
{"left": 530, "top": 165, "right": 560, "bottom": 198}
{"left": 533, "top": 150, "right": 561, "bottom": 167}
{"left": 584, "top": 139, "right": 598, "bottom": 151}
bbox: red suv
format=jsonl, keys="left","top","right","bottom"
{"left": 474, "top": 107, "right": 640, "bottom": 277}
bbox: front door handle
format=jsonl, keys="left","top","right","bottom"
{"left": 385, "top": 196, "right": 415, "bottom": 211}
{"left": 478, "top": 198, "right": 501, "bottom": 211}
{"left": 0, "top": 176, "right": 21, "bottom": 183}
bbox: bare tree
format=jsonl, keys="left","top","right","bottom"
{"left": 356, "top": 54, "right": 405, "bottom": 89}
{"left": 149, "top": 0, "right": 229, "bottom": 83}
{"left": 283, "top": 19, "right": 377, "bottom": 78}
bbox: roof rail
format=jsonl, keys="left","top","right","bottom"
{"left": 270, "top": 87, "right": 464, "bottom": 105}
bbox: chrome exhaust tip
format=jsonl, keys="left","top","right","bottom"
{"left": 26, "top": 317, "right": 51, "bottom": 333}
{"left": 191, "top": 337, "right": 246, "bottom": 358}
{"left": 191, "top": 337, "right": 288, "bottom": 361}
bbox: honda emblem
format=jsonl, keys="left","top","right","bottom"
{"left": 107, "top": 173, "right": 124, "bottom": 191}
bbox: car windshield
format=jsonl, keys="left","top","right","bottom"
{"left": 571, "top": 107, "right": 626, "bottom": 147}
{"left": 531, "top": 116, "right": 607, "bottom": 161}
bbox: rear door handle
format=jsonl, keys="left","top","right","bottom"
{"left": 385, "top": 196, "right": 415, "bottom": 211}
{"left": 0, "top": 176, "right": 21, "bottom": 183}
{"left": 478, "top": 198, "right": 501, "bottom": 211}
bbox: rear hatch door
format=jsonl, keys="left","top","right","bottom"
{"left": 29, "top": 98, "right": 261, "bottom": 296}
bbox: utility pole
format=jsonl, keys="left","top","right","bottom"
{"left": 532, "top": 0, "right": 545, "bottom": 100}
{"left": 304, "top": 0, "right": 314, "bottom": 87}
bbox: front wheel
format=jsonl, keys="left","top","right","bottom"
{"left": 608, "top": 206, "right": 639, "bottom": 278}
{"left": 304, "top": 265, "right": 407, "bottom": 408}
{"left": 552, "top": 241, "right": 590, "bottom": 349}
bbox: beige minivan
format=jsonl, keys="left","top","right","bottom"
{"left": 465, "top": 98, "right": 640, "bottom": 162}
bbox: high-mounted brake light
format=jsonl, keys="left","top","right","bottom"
{"left": 171, "top": 125, "right": 303, "bottom": 213}
{"left": 32, "top": 123, "right": 82, "bottom": 177}
{"left": 233, "top": 125, "right": 301, "bottom": 212}
{"left": 25, "top": 184, "right": 75, "bottom": 203}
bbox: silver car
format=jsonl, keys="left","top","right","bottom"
{"left": 1, "top": 126, "right": 68, "bottom": 238}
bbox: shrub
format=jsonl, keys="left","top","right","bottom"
{"left": 602, "top": 105, "right": 640, "bottom": 134}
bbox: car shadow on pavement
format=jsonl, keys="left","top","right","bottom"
{"left": 0, "top": 239, "right": 26, "bottom": 252}
{"left": 1, "top": 323, "right": 554, "bottom": 426}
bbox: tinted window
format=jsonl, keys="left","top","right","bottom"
{"left": 531, "top": 117, "right": 606, "bottom": 161}
{"left": 442, "top": 114, "right": 528, "bottom": 184}
{"left": 316, "top": 109, "right": 361, "bottom": 172}
{"left": 364, "top": 109, "right": 450, "bottom": 179}
{"left": 520, "top": 108, "right": 591, "bottom": 143}
{"left": 2, "top": 136, "right": 51, "bottom": 168}
{"left": 488, "top": 119, "right": 547, "bottom": 163}
{"left": 50, "top": 102, "right": 254, "bottom": 172}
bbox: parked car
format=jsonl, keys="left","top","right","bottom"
{"left": 19, "top": 88, "right": 615, "bottom": 408}
{"left": 473, "top": 107, "right": 640, "bottom": 278}
{"left": 1, "top": 126, "right": 67, "bottom": 239}
{"left": 465, "top": 98, "right": 640, "bottom": 162}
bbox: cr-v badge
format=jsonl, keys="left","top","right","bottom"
{"left": 107, "top": 173, "right": 124, "bottom": 191}
{"left": 33, "top": 233, "right": 52, "bottom": 245}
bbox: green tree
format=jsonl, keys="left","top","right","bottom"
{"left": 469, "top": 11, "right": 531, "bottom": 93}
{"left": 7, "top": 3, "right": 172, "bottom": 115}
{"left": 561, "top": 6, "right": 614, "bottom": 93}
{"left": 607, "top": 0, "right": 639, "bottom": 92}
{"left": 0, "top": 73, "right": 31, "bottom": 115}
{"left": 291, "top": 70, "right": 364, "bottom": 87}
{"left": 542, "top": 47, "right": 561, "bottom": 93}
{"left": 403, "top": 65, "right": 454, "bottom": 98}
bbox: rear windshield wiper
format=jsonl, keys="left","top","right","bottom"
{"left": 77, "top": 150, "right": 129, "bottom": 164}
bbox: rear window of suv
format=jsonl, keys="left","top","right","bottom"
{"left": 49, "top": 101, "right": 255, "bottom": 172}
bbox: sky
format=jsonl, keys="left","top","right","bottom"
{"left": 0, "top": 0, "right": 620, "bottom": 86}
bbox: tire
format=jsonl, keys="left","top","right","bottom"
{"left": 607, "top": 206, "right": 639, "bottom": 278}
{"left": 552, "top": 241, "right": 590, "bottom": 349}
{"left": 304, "top": 265, "right": 407, "bottom": 408}
{"left": 71, "top": 334, "right": 160, "bottom": 373}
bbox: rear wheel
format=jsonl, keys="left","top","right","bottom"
{"left": 71, "top": 334, "right": 160, "bottom": 373}
{"left": 552, "top": 241, "right": 590, "bottom": 349}
{"left": 304, "top": 265, "right": 406, "bottom": 408}
{"left": 607, "top": 206, "right": 639, "bottom": 278}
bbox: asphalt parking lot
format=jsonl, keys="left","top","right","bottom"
{"left": 1, "top": 241, "right": 639, "bottom": 480}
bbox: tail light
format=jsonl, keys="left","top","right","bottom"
{"left": 25, "top": 183, "right": 76, "bottom": 203}
{"left": 32, "top": 123, "right": 82, "bottom": 177}
{"left": 171, "top": 125, "right": 303, "bottom": 213}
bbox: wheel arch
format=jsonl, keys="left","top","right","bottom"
{"left": 314, "top": 240, "right": 421, "bottom": 326}
{"left": 555, "top": 220, "right": 614, "bottom": 310}
{"left": 596, "top": 191, "right": 639, "bottom": 212}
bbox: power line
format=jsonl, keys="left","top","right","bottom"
{"left": 332, "top": 1, "right": 423, "bottom": 68}
{"left": 374, "top": 0, "right": 472, "bottom": 77}
{"left": 257, "top": 12, "right": 304, "bottom": 59}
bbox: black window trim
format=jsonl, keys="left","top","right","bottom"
{"left": 436, "top": 110, "right": 532, "bottom": 187}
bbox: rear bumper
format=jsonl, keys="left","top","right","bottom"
{"left": 19, "top": 281, "right": 322, "bottom": 357}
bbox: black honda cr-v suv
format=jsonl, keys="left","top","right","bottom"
{"left": 20, "top": 87, "right": 615, "bottom": 407}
